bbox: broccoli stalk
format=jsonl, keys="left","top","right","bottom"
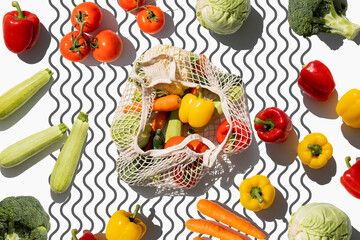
{"left": 288, "top": 0, "right": 360, "bottom": 40}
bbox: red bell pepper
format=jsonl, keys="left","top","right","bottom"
{"left": 71, "top": 229, "right": 97, "bottom": 240}
{"left": 216, "top": 119, "right": 251, "bottom": 151}
{"left": 298, "top": 60, "right": 336, "bottom": 101}
{"left": 173, "top": 140, "right": 209, "bottom": 189}
{"left": 253, "top": 107, "right": 292, "bottom": 143}
{"left": 340, "top": 156, "right": 360, "bottom": 199}
{"left": 3, "top": 1, "right": 40, "bottom": 54}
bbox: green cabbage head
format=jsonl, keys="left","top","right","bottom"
{"left": 288, "top": 203, "right": 352, "bottom": 240}
{"left": 195, "top": 0, "right": 251, "bottom": 35}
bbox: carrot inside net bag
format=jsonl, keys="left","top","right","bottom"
{"left": 111, "top": 44, "right": 252, "bottom": 189}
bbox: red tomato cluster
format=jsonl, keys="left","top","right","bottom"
{"left": 118, "top": 0, "right": 165, "bottom": 34}
{"left": 60, "top": 2, "right": 123, "bottom": 63}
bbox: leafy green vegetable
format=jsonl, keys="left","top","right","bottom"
{"left": 195, "top": 0, "right": 251, "bottom": 35}
{"left": 0, "top": 196, "right": 50, "bottom": 240}
{"left": 288, "top": 202, "right": 352, "bottom": 240}
{"left": 288, "top": 0, "right": 360, "bottom": 40}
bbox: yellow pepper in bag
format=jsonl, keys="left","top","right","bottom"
{"left": 297, "top": 133, "right": 333, "bottom": 169}
{"left": 178, "top": 86, "right": 215, "bottom": 128}
{"left": 336, "top": 89, "right": 360, "bottom": 128}
{"left": 239, "top": 175, "right": 275, "bottom": 212}
{"left": 106, "top": 204, "right": 146, "bottom": 240}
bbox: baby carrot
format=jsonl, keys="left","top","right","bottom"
{"left": 186, "top": 219, "right": 245, "bottom": 240}
{"left": 123, "top": 102, "right": 142, "bottom": 113}
{"left": 152, "top": 95, "right": 181, "bottom": 112}
{"left": 197, "top": 199, "right": 266, "bottom": 239}
{"left": 193, "top": 237, "right": 204, "bottom": 240}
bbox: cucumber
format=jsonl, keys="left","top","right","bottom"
{"left": 0, "top": 123, "right": 68, "bottom": 168}
{"left": 0, "top": 69, "right": 53, "bottom": 120}
{"left": 138, "top": 123, "right": 152, "bottom": 149}
{"left": 50, "top": 112, "right": 89, "bottom": 194}
{"left": 153, "top": 129, "right": 165, "bottom": 149}
{"left": 165, "top": 109, "right": 182, "bottom": 142}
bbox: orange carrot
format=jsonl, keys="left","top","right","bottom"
{"left": 151, "top": 111, "right": 168, "bottom": 132}
{"left": 193, "top": 237, "right": 204, "bottom": 240}
{"left": 197, "top": 199, "right": 266, "bottom": 239}
{"left": 152, "top": 95, "right": 181, "bottom": 112}
{"left": 123, "top": 102, "right": 142, "bottom": 113}
{"left": 186, "top": 219, "right": 245, "bottom": 240}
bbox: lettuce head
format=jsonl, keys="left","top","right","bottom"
{"left": 288, "top": 203, "right": 352, "bottom": 240}
{"left": 196, "top": 0, "right": 251, "bottom": 35}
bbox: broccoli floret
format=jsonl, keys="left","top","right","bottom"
{"left": 288, "top": 0, "right": 360, "bottom": 40}
{"left": 0, "top": 196, "right": 50, "bottom": 240}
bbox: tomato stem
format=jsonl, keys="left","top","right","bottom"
{"left": 74, "top": 10, "right": 86, "bottom": 28}
{"left": 12, "top": 1, "right": 25, "bottom": 19}
{"left": 69, "top": 20, "right": 88, "bottom": 58}
{"left": 128, "top": 2, "right": 160, "bottom": 22}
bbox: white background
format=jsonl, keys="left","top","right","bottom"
{"left": 1, "top": 0, "right": 360, "bottom": 239}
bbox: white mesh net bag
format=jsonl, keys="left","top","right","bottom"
{"left": 111, "top": 44, "right": 252, "bottom": 189}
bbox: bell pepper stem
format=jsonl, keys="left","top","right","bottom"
{"left": 197, "top": 85, "right": 203, "bottom": 99}
{"left": 12, "top": 1, "right": 25, "bottom": 19}
{"left": 307, "top": 144, "right": 322, "bottom": 157}
{"left": 254, "top": 118, "right": 275, "bottom": 131}
{"left": 129, "top": 204, "right": 141, "bottom": 222}
{"left": 345, "top": 156, "right": 352, "bottom": 169}
{"left": 250, "top": 187, "right": 264, "bottom": 204}
{"left": 71, "top": 229, "right": 79, "bottom": 240}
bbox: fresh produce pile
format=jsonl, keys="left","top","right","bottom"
{"left": 111, "top": 44, "right": 252, "bottom": 189}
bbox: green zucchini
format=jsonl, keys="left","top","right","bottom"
{"left": 50, "top": 112, "right": 89, "bottom": 194}
{"left": 153, "top": 129, "right": 165, "bottom": 149}
{"left": 0, "top": 123, "right": 68, "bottom": 168}
{"left": 138, "top": 123, "right": 152, "bottom": 149}
{"left": 165, "top": 109, "right": 182, "bottom": 142}
{"left": 0, "top": 69, "right": 53, "bottom": 120}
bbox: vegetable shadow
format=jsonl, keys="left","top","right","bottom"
{"left": 141, "top": 208, "right": 163, "bottom": 240}
{"left": 302, "top": 90, "right": 339, "bottom": 119}
{"left": 351, "top": 226, "right": 360, "bottom": 240}
{"left": 265, "top": 129, "right": 299, "bottom": 166}
{"left": 209, "top": 7, "right": 263, "bottom": 50}
{"left": 341, "top": 123, "right": 360, "bottom": 149}
{"left": 302, "top": 156, "right": 337, "bottom": 185}
{"left": 317, "top": 32, "right": 345, "bottom": 50}
{"left": 130, "top": 137, "right": 260, "bottom": 198}
{"left": 0, "top": 76, "right": 54, "bottom": 131}
{"left": 255, "top": 188, "right": 288, "bottom": 222}
{"left": 0, "top": 134, "right": 67, "bottom": 177}
{"left": 151, "top": 12, "right": 175, "bottom": 39}
{"left": 18, "top": 23, "right": 51, "bottom": 64}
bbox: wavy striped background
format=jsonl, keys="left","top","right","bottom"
{"left": 43, "top": 0, "right": 316, "bottom": 239}
{"left": 7, "top": 0, "right": 358, "bottom": 238}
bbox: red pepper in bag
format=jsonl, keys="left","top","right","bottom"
{"left": 216, "top": 119, "right": 251, "bottom": 151}
{"left": 254, "top": 107, "right": 292, "bottom": 143}
{"left": 3, "top": 1, "right": 40, "bottom": 54}
{"left": 298, "top": 60, "right": 336, "bottom": 101}
{"left": 340, "top": 156, "right": 360, "bottom": 199}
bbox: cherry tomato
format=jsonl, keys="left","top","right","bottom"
{"left": 136, "top": 6, "right": 165, "bottom": 34}
{"left": 118, "top": 0, "right": 145, "bottom": 11}
{"left": 71, "top": 2, "right": 103, "bottom": 33}
{"left": 60, "top": 31, "right": 91, "bottom": 62}
{"left": 92, "top": 30, "right": 123, "bottom": 62}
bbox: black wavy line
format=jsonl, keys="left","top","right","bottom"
{"left": 264, "top": 0, "right": 279, "bottom": 107}
{"left": 71, "top": 184, "right": 84, "bottom": 232}
{"left": 84, "top": 66, "right": 96, "bottom": 114}
{"left": 59, "top": 194, "right": 72, "bottom": 240}
{"left": 105, "top": 64, "right": 118, "bottom": 127}
{"left": 93, "top": 65, "right": 108, "bottom": 232}
{"left": 58, "top": 57, "right": 72, "bottom": 123}
{"left": 105, "top": 0, "right": 117, "bottom": 18}
{"left": 300, "top": 172, "right": 312, "bottom": 205}
{"left": 70, "top": 62, "right": 84, "bottom": 119}
{"left": 117, "top": 177, "right": 129, "bottom": 209}
{"left": 196, "top": 25, "right": 208, "bottom": 54}
{"left": 278, "top": 219, "right": 289, "bottom": 240}
{"left": 253, "top": 37, "right": 267, "bottom": 112}
{"left": 232, "top": 50, "right": 244, "bottom": 78}
{"left": 152, "top": 197, "right": 164, "bottom": 229}
{"left": 173, "top": 0, "right": 186, "bottom": 48}
{"left": 278, "top": 166, "right": 289, "bottom": 200}
{"left": 105, "top": 142, "right": 118, "bottom": 218}
{"left": 185, "top": 0, "right": 198, "bottom": 52}
{"left": 288, "top": 159, "right": 301, "bottom": 215}
{"left": 163, "top": 197, "right": 175, "bottom": 240}
{"left": 129, "top": 20, "right": 141, "bottom": 52}
{"left": 220, "top": 47, "right": 232, "bottom": 74}
{"left": 174, "top": 196, "right": 186, "bottom": 240}
{"left": 47, "top": 202, "right": 60, "bottom": 240}
{"left": 186, "top": 197, "right": 197, "bottom": 219}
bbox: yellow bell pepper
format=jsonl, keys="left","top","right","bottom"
{"left": 106, "top": 204, "right": 146, "bottom": 240}
{"left": 297, "top": 133, "right": 333, "bottom": 169}
{"left": 336, "top": 89, "right": 360, "bottom": 128}
{"left": 178, "top": 86, "right": 215, "bottom": 128}
{"left": 239, "top": 175, "right": 275, "bottom": 212}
